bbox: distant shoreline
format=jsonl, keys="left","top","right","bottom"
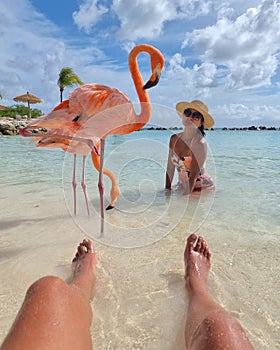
{"left": 0, "top": 117, "right": 279, "bottom": 136}
{"left": 141, "top": 126, "right": 280, "bottom": 131}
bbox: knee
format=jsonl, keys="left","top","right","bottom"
{"left": 198, "top": 310, "right": 244, "bottom": 347}
{"left": 26, "top": 276, "right": 68, "bottom": 301}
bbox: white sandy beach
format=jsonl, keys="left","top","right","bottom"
{"left": 0, "top": 132, "right": 279, "bottom": 349}
{"left": 0, "top": 182, "right": 279, "bottom": 349}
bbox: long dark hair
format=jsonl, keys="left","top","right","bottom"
{"left": 198, "top": 117, "right": 206, "bottom": 136}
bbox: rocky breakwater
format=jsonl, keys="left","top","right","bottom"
{"left": 0, "top": 118, "right": 29, "bottom": 135}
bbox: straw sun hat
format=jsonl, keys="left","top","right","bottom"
{"left": 176, "top": 100, "right": 214, "bottom": 129}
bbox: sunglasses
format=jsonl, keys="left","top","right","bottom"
{"left": 183, "top": 108, "right": 203, "bottom": 121}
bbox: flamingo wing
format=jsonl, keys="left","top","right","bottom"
{"left": 74, "top": 102, "right": 134, "bottom": 139}
{"left": 69, "top": 84, "right": 132, "bottom": 121}
{"left": 23, "top": 84, "right": 131, "bottom": 135}
{"left": 25, "top": 100, "right": 77, "bottom": 130}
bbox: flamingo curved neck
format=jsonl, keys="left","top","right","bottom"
{"left": 129, "top": 45, "right": 152, "bottom": 104}
{"left": 129, "top": 45, "right": 155, "bottom": 124}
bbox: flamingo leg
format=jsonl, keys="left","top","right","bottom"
{"left": 98, "top": 139, "right": 105, "bottom": 233}
{"left": 72, "top": 154, "right": 77, "bottom": 216}
{"left": 81, "top": 155, "right": 90, "bottom": 216}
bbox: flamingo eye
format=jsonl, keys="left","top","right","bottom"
{"left": 72, "top": 115, "right": 81, "bottom": 122}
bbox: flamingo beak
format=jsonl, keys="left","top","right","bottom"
{"left": 143, "top": 73, "right": 160, "bottom": 90}
{"left": 19, "top": 127, "right": 32, "bottom": 137}
{"left": 19, "top": 126, "right": 46, "bottom": 137}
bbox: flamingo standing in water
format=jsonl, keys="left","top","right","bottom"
{"left": 21, "top": 44, "right": 165, "bottom": 231}
{"left": 31, "top": 132, "right": 119, "bottom": 216}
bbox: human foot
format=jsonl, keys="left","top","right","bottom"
{"left": 184, "top": 233, "right": 211, "bottom": 295}
{"left": 71, "top": 238, "right": 97, "bottom": 299}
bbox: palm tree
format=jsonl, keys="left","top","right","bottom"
{"left": 0, "top": 93, "right": 2, "bottom": 100}
{"left": 57, "top": 67, "right": 84, "bottom": 103}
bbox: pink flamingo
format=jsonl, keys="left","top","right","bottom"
{"left": 21, "top": 44, "right": 165, "bottom": 231}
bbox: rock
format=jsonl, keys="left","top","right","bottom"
{"left": 0, "top": 119, "right": 29, "bottom": 135}
{"left": 248, "top": 126, "right": 258, "bottom": 130}
{"left": 0, "top": 121, "right": 16, "bottom": 135}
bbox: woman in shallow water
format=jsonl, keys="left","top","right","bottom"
{"left": 165, "top": 99, "right": 214, "bottom": 194}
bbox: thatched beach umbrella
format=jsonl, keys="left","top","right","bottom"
{"left": 13, "top": 91, "right": 43, "bottom": 118}
{"left": 0, "top": 105, "right": 8, "bottom": 111}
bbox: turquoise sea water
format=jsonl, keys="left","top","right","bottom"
{"left": 2, "top": 130, "right": 278, "bottom": 242}
{"left": 0, "top": 130, "right": 279, "bottom": 349}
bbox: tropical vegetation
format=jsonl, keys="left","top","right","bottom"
{"left": 57, "top": 67, "right": 84, "bottom": 102}
{"left": 0, "top": 104, "right": 43, "bottom": 119}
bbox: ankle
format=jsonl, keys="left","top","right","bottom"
{"left": 186, "top": 280, "right": 208, "bottom": 297}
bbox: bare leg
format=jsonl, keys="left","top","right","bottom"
{"left": 184, "top": 234, "right": 254, "bottom": 350}
{"left": 1, "top": 239, "right": 97, "bottom": 350}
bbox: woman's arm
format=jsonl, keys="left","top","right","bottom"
{"left": 165, "top": 135, "right": 176, "bottom": 189}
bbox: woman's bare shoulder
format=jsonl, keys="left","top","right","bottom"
{"left": 192, "top": 134, "right": 207, "bottom": 153}
{"left": 193, "top": 133, "right": 207, "bottom": 144}
{"left": 169, "top": 132, "right": 183, "bottom": 144}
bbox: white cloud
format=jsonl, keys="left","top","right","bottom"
{"left": 73, "top": 0, "right": 108, "bottom": 33}
{"left": 0, "top": 2, "right": 61, "bottom": 105}
{"left": 112, "top": 0, "right": 173, "bottom": 40}
{"left": 72, "top": 0, "right": 217, "bottom": 40}
{"left": 182, "top": 0, "right": 280, "bottom": 90}
{"left": 0, "top": 2, "right": 111, "bottom": 111}
{"left": 215, "top": 101, "right": 280, "bottom": 125}
{"left": 1, "top": 0, "right": 280, "bottom": 127}
{"left": 193, "top": 62, "right": 217, "bottom": 87}
{"left": 176, "top": 0, "right": 213, "bottom": 17}
{"left": 168, "top": 53, "right": 186, "bottom": 72}
{"left": 166, "top": 54, "right": 217, "bottom": 99}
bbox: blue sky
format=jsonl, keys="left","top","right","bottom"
{"left": 1, "top": 0, "right": 280, "bottom": 127}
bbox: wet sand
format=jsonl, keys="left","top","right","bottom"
{"left": 0, "top": 183, "right": 279, "bottom": 349}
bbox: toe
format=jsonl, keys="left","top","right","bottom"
{"left": 202, "top": 243, "right": 208, "bottom": 256}
{"left": 78, "top": 244, "right": 86, "bottom": 256}
{"left": 83, "top": 238, "right": 94, "bottom": 253}
{"left": 186, "top": 233, "right": 197, "bottom": 255}
{"left": 187, "top": 233, "right": 197, "bottom": 247}
{"left": 194, "top": 236, "right": 203, "bottom": 252}
{"left": 199, "top": 238, "right": 207, "bottom": 254}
